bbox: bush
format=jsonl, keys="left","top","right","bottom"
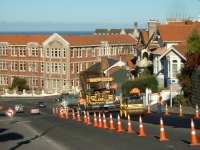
{"left": 173, "top": 94, "right": 192, "bottom": 107}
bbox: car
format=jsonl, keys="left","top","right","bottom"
{"left": 55, "top": 93, "right": 69, "bottom": 102}
{"left": 36, "top": 102, "right": 46, "bottom": 108}
{"left": 15, "top": 104, "right": 25, "bottom": 113}
{"left": 30, "top": 107, "right": 40, "bottom": 114}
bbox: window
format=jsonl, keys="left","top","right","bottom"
{"left": 71, "top": 49, "right": 74, "bottom": 58}
{"left": 46, "top": 79, "right": 49, "bottom": 89}
{"left": 41, "top": 62, "right": 44, "bottom": 72}
{"left": 11, "top": 47, "right": 17, "bottom": 56}
{"left": 11, "top": 61, "right": 17, "bottom": 71}
{"left": 63, "top": 64, "right": 66, "bottom": 74}
{"left": 85, "top": 62, "right": 88, "bottom": 70}
{"left": 19, "top": 47, "right": 26, "bottom": 56}
{"left": 47, "top": 48, "right": 49, "bottom": 57}
{"left": 92, "top": 48, "right": 95, "bottom": 57}
{"left": 77, "top": 48, "right": 82, "bottom": 58}
{"left": 41, "top": 78, "right": 44, "bottom": 87}
{"left": 0, "top": 61, "right": 8, "bottom": 70}
{"left": 29, "top": 62, "right": 38, "bottom": 72}
{"left": 160, "top": 60, "right": 164, "bottom": 74}
{"left": 53, "top": 79, "right": 59, "bottom": 89}
{"left": 19, "top": 61, "right": 26, "bottom": 71}
{"left": 181, "top": 60, "right": 184, "bottom": 69}
{"left": 0, "top": 76, "right": 8, "bottom": 85}
{"left": 85, "top": 48, "right": 88, "bottom": 57}
{"left": 71, "top": 63, "right": 74, "bottom": 74}
{"left": 47, "top": 63, "right": 49, "bottom": 73}
{"left": 172, "top": 60, "right": 178, "bottom": 77}
{"left": 63, "top": 49, "right": 66, "bottom": 58}
{"left": 51, "top": 63, "right": 61, "bottom": 73}
{"left": 79, "top": 63, "right": 82, "bottom": 72}
{"left": 77, "top": 63, "right": 79, "bottom": 73}
{"left": 0, "top": 47, "right": 8, "bottom": 56}
{"left": 29, "top": 77, "right": 38, "bottom": 87}
{"left": 41, "top": 48, "right": 44, "bottom": 57}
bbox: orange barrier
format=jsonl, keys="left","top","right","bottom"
{"left": 179, "top": 104, "right": 184, "bottom": 116}
{"left": 127, "top": 114, "right": 134, "bottom": 133}
{"left": 56, "top": 107, "right": 58, "bottom": 114}
{"left": 87, "top": 111, "right": 92, "bottom": 125}
{"left": 188, "top": 119, "right": 200, "bottom": 146}
{"left": 84, "top": 111, "right": 88, "bottom": 123}
{"left": 138, "top": 115, "right": 146, "bottom": 137}
{"left": 72, "top": 109, "right": 76, "bottom": 120}
{"left": 147, "top": 103, "right": 152, "bottom": 114}
{"left": 164, "top": 104, "right": 170, "bottom": 115}
{"left": 116, "top": 114, "right": 124, "bottom": 132}
{"left": 103, "top": 113, "right": 109, "bottom": 129}
{"left": 158, "top": 117, "right": 169, "bottom": 141}
{"left": 53, "top": 107, "right": 55, "bottom": 114}
{"left": 109, "top": 113, "right": 116, "bottom": 130}
{"left": 195, "top": 104, "right": 199, "bottom": 118}
{"left": 65, "top": 108, "right": 69, "bottom": 119}
{"left": 93, "top": 112, "right": 98, "bottom": 127}
{"left": 98, "top": 112, "right": 103, "bottom": 128}
{"left": 77, "top": 111, "right": 81, "bottom": 122}
{"left": 59, "top": 109, "right": 65, "bottom": 119}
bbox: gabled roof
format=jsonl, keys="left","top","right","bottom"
{"left": 152, "top": 46, "right": 167, "bottom": 55}
{"left": 158, "top": 41, "right": 187, "bottom": 60}
{"left": 94, "top": 29, "right": 108, "bottom": 35}
{"left": 110, "top": 69, "right": 127, "bottom": 83}
{"left": 62, "top": 35, "right": 137, "bottom": 46}
{"left": 0, "top": 35, "right": 50, "bottom": 45}
{"left": 86, "top": 58, "right": 119, "bottom": 71}
{"left": 141, "top": 30, "right": 149, "bottom": 44}
{"left": 157, "top": 24, "right": 200, "bottom": 42}
{"left": 124, "top": 29, "right": 134, "bottom": 34}
{"left": 109, "top": 29, "right": 122, "bottom": 34}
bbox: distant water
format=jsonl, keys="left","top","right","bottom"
{"left": 0, "top": 31, "right": 93, "bottom": 35}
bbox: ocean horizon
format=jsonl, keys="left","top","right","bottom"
{"left": 0, "top": 31, "right": 94, "bottom": 35}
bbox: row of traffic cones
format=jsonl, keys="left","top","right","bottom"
{"left": 53, "top": 107, "right": 200, "bottom": 146}
{"left": 147, "top": 104, "right": 200, "bottom": 118}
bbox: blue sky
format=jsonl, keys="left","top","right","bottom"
{"left": 0, "top": 0, "right": 199, "bottom": 31}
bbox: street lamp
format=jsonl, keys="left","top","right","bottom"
{"left": 148, "top": 89, "right": 152, "bottom": 104}
{"left": 101, "top": 58, "right": 109, "bottom": 77}
{"left": 167, "top": 56, "right": 172, "bottom": 107}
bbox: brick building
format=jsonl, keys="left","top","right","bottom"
{"left": 0, "top": 33, "right": 137, "bottom": 93}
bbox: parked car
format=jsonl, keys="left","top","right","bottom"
{"left": 30, "top": 107, "right": 40, "bottom": 114}
{"left": 36, "top": 102, "right": 46, "bottom": 108}
{"left": 15, "top": 104, "right": 24, "bottom": 113}
{"left": 55, "top": 93, "right": 69, "bottom": 102}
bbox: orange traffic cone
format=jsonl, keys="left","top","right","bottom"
{"left": 109, "top": 113, "right": 116, "bottom": 130}
{"left": 127, "top": 114, "right": 134, "bottom": 133}
{"left": 195, "top": 104, "right": 199, "bottom": 118}
{"left": 116, "top": 114, "right": 124, "bottom": 132}
{"left": 98, "top": 112, "right": 103, "bottom": 128}
{"left": 179, "top": 104, "right": 184, "bottom": 116}
{"left": 53, "top": 107, "right": 55, "bottom": 114}
{"left": 188, "top": 119, "right": 200, "bottom": 146}
{"left": 77, "top": 110, "right": 81, "bottom": 122}
{"left": 138, "top": 116, "right": 146, "bottom": 137}
{"left": 147, "top": 103, "right": 152, "bottom": 114}
{"left": 103, "top": 113, "right": 109, "bottom": 129}
{"left": 93, "top": 112, "right": 98, "bottom": 126}
{"left": 87, "top": 111, "right": 92, "bottom": 125}
{"left": 56, "top": 107, "right": 58, "bottom": 114}
{"left": 59, "top": 109, "right": 65, "bottom": 119}
{"left": 65, "top": 108, "right": 69, "bottom": 119}
{"left": 84, "top": 111, "right": 88, "bottom": 123}
{"left": 164, "top": 104, "right": 170, "bottom": 115}
{"left": 72, "top": 109, "right": 76, "bottom": 120}
{"left": 158, "top": 117, "right": 169, "bottom": 141}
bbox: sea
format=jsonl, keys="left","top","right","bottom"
{"left": 0, "top": 31, "right": 94, "bottom": 35}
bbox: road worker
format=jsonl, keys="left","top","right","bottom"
{"left": 157, "top": 92, "right": 163, "bottom": 114}
{"left": 78, "top": 96, "right": 86, "bottom": 115}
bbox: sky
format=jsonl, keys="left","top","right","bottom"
{"left": 0, "top": 0, "right": 200, "bottom": 31}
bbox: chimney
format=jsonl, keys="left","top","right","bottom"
{"left": 148, "top": 20, "right": 159, "bottom": 40}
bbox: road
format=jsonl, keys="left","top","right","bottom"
{"left": 0, "top": 97, "right": 200, "bottom": 150}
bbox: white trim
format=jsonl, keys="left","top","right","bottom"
{"left": 42, "top": 33, "right": 70, "bottom": 45}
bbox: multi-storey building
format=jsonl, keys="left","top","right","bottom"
{"left": 0, "top": 33, "right": 137, "bottom": 93}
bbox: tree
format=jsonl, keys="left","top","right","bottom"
{"left": 11, "top": 76, "right": 30, "bottom": 91}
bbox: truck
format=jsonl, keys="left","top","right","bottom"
{"left": 74, "top": 70, "right": 119, "bottom": 112}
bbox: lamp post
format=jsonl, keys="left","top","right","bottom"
{"left": 167, "top": 56, "right": 172, "bottom": 107}
{"left": 101, "top": 58, "right": 109, "bottom": 78}
{"left": 148, "top": 89, "right": 152, "bottom": 104}
{"left": 31, "top": 64, "right": 33, "bottom": 97}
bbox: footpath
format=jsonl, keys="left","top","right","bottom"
{"left": 0, "top": 116, "right": 65, "bottom": 150}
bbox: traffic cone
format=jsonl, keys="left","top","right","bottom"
{"left": 72, "top": 109, "right": 76, "bottom": 120}
{"left": 65, "top": 108, "right": 69, "bottom": 119}
{"left": 116, "top": 114, "right": 124, "bottom": 132}
{"left": 147, "top": 103, "right": 152, "bottom": 114}
{"left": 53, "top": 107, "right": 55, "bottom": 114}
{"left": 138, "top": 116, "right": 146, "bottom": 137}
{"left": 103, "top": 113, "right": 109, "bottom": 129}
{"left": 195, "top": 104, "right": 199, "bottom": 118}
{"left": 109, "top": 113, "right": 116, "bottom": 130}
{"left": 77, "top": 110, "right": 81, "bottom": 122}
{"left": 158, "top": 117, "right": 169, "bottom": 141}
{"left": 179, "top": 104, "right": 184, "bottom": 116}
{"left": 93, "top": 112, "right": 98, "bottom": 127}
{"left": 87, "top": 111, "right": 92, "bottom": 125}
{"left": 59, "top": 109, "right": 65, "bottom": 119}
{"left": 98, "top": 112, "right": 103, "bottom": 128}
{"left": 56, "top": 107, "right": 58, "bottom": 114}
{"left": 188, "top": 119, "right": 200, "bottom": 146}
{"left": 127, "top": 114, "right": 134, "bottom": 133}
{"left": 164, "top": 104, "right": 170, "bottom": 115}
{"left": 84, "top": 111, "right": 88, "bottom": 123}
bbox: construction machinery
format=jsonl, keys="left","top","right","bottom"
{"left": 78, "top": 70, "right": 119, "bottom": 112}
{"left": 120, "top": 88, "right": 144, "bottom": 117}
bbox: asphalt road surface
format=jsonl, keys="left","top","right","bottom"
{"left": 0, "top": 97, "right": 200, "bottom": 150}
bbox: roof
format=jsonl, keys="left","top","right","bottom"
{"left": 109, "top": 29, "right": 122, "bottom": 34}
{"left": 0, "top": 34, "right": 137, "bottom": 46}
{"left": 126, "top": 56, "right": 136, "bottom": 70}
{"left": 110, "top": 69, "right": 127, "bottom": 83}
{"left": 94, "top": 29, "right": 108, "bottom": 35}
{"left": 86, "top": 58, "right": 119, "bottom": 71}
{"left": 141, "top": 30, "right": 149, "bottom": 44}
{"left": 157, "top": 24, "right": 200, "bottom": 42}
{"left": 124, "top": 29, "right": 134, "bottom": 34}
{"left": 151, "top": 46, "right": 167, "bottom": 55}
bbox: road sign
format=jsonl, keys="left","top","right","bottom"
{"left": 5, "top": 108, "right": 15, "bottom": 117}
